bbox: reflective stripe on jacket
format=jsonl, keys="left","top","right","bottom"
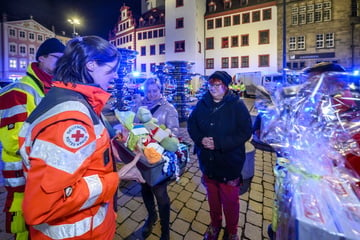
{"left": 0, "top": 69, "right": 44, "bottom": 190}
{"left": 19, "top": 83, "right": 119, "bottom": 240}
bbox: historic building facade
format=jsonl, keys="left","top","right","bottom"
{"left": 0, "top": 15, "right": 70, "bottom": 81}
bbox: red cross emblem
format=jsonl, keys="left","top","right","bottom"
{"left": 63, "top": 124, "right": 89, "bottom": 149}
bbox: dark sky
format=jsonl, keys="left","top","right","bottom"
{"left": 1, "top": 0, "right": 141, "bottom": 39}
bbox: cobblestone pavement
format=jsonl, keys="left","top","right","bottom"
{"left": 0, "top": 98, "right": 277, "bottom": 240}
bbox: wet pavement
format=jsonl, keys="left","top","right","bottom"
{"left": 0, "top": 97, "right": 277, "bottom": 240}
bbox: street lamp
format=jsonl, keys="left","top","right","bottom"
{"left": 68, "top": 18, "right": 80, "bottom": 37}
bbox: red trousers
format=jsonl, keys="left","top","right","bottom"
{"left": 202, "top": 174, "right": 240, "bottom": 234}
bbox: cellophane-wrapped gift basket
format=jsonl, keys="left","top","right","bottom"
{"left": 112, "top": 107, "right": 190, "bottom": 187}
{"left": 258, "top": 71, "right": 360, "bottom": 240}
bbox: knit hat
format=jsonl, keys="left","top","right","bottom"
{"left": 36, "top": 38, "right": 65, "bottom": 61}
{"left": 208, "top": 71, "right": 232, "bottom": 87}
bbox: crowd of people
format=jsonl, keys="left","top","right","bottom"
{"left": 1, "top": 34, "right": 356, "bottom": 240}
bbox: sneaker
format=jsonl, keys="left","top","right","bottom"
{"left": 203, "top": 225, "right": 220, "bottom": 240}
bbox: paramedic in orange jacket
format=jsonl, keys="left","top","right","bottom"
{"left": 18, "top": 36, "right": 121, "bottom": 240}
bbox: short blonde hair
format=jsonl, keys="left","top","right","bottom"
{"left": 143, "top": 78, "right": 162, "bottom": 92}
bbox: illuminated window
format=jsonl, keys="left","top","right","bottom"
{"left": 9, "top": 59, "right": 17, "bottom": 68}
{"left": 20, "top": 60, "right": 27, "bottom": 69}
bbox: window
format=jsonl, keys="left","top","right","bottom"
{"left": 198, "top": 41, "right": 201, "bottom": 53}
{"left": 259, "top": 55, "right": 269, "bottom": 67}
{"left": 259, "top": 30, "right": 270, "bottom": 44}
{"left": 141, "top": 64, "right": 146, "bottom": 72}
{"left": 176, "top": 0, "right": 183, "bottom": 7}
{"left": 150, "top": 63, "right": 156, "bottom": 73}
{"left": 206, "top": 58, "right": 214, "bottom": 69}
{"left": 148, "top": 31, "right": 153, "bottom": 39}
{"left": 9, "top": 44, "right": 16, "bottom": 54}
{"left": 323, "top": 2, "right": 331, "bottom": 21}
{"left": 241, "top": 56, "right": 249, "bottom": 68}
{"left": 222, "top": 37, "right": 229, "bottom": 48}
{"left": 215, "top": 18, "right": 222, "bottom": 28}
{"left": 159, "top": 44, "right": 165, "bottom": 54}
{"left": 299, "top": 13, "right": 306, "bottom": 24}
{"left": 20, "top": 60, "right": 27, "bottom": 69}
{"left": 222, "top": 57, "right": 229, "bottom": 68}
{"left": 143, "top": 32, "right": 147, "bottom": 40}
{"left": 19, "top": 45, "right": 26, "bottom": 54}
{"left": 325, "top": 33, "right": 334, "bottom": 47}
{"left": 252, "top": 11, "right": 260, "bottom": 22}
{"left": 19, "top": 31, "right": 26, "bottom": 39}
{"left": 9, "top": 59, "right": 17, "bottom": 68}
{"left": 141, "top": 46, "right": 146, "bottom": 56}
{"left": 176, "top": 18, "right": 184, "bottom": 29}
{"left": 224, "top": 0, "right": 231, "bottom": 9}
{"left": 224, "top": 16, "right": 231, "bottom": 27}
{"left": 29, "top": 47, "right": 35, "bottom": 55}
{"left": 29, "top": 33, "right": 35, "bottom": 40}
{"left": 316, "top": 34, "right": 324, "bottom": 48}
{"left": 231, "top": 57, "right": 239, "bottom": 68}
{"left": 209, "top": 2, "right": 216, "bottom": 13}
{"left": 207, "top": 19, "right": 214, "bottom": 29}
{"left": 242, "top": 13, "right": 250, "bottom": 23}
{"left": 233, "top": 14, "right": 240, "bottom": 25}
{"left": 150, "top": 45, "right": 156, "bottom": 55}
{"left": 297, "top": 36, "right": 305, "bottom": 49}
{"left": 263, "top": 9, "right": 272, "bottom": 20}
{"left": 206, "top": 37, "right": 214, "bottom": 49}
{"left": 9, "top": 29, "right": 16, "bottom": 37}
{"left": 289, "top": 36, "right": 296, "bottom": 50}
{"left": 241, "top": 34, "right": 249, "bottom": 46}
{"left": 231, "top": 36, "right": 239, "bottom": 47}
{"left": 175, "top": 40, "right": 185, "bottom": 52}
{"left": 159, "top": 29, "right": 164, "bottom": 37}
{"left": 153, "top": 30, "right": 158, "bottom": 38}
{"left": 307, "top": 11, "right": 314, "bottom": 23}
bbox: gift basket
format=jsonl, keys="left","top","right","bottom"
{"left": 112, "top": 107, "right": 190, "bottom": 187}
{"left": 257, "top": 67, "right": 360, "bottom": 240}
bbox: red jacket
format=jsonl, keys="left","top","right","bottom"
{"left": 19, "top": 82, "right": 119, "bottom": 240}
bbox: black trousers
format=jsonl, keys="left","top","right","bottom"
{"left": 141, "top": 181, "right": 170, "bottom": 233}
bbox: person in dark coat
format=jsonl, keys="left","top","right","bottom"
{"left": 187, "top": 71, "right": 252, "bottom": 240}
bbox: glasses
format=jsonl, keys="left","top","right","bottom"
{"left": 208, "top": 83, "right": 223, "bottom": 88}
{"left": 48, "top": 54, "right": 62, "bottom": 59}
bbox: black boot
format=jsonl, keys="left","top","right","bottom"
{"left": 141, "top": 214, "right": 158, "bottom": 238}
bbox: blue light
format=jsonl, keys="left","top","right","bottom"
{"left": 353, "top": 70, "right": 359, "bottom": 76}
{"left": 132, "top": 71, "right": 140, "bottom": 77}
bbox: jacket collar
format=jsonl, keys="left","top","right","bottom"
{"left": 52, "top": 81, "right": 111, "bottom": 115}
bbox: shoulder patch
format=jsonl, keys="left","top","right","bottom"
{"left": 63, "top": 124, "right": 89, "bottom": 149}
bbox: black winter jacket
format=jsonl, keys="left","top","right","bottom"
{"left": 187, "top": 91, "right": 252, "bottom": 182}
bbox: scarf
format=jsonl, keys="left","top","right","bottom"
{"left": 31, "top": 62, "right": 53, "bottom": 93}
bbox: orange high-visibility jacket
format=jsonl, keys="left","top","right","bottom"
{"left": 19, "top": 82, "right": 119, "bottom": 240}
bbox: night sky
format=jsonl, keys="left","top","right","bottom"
{"left": 1, "top": 0, "right": 141, "bottom": 39}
